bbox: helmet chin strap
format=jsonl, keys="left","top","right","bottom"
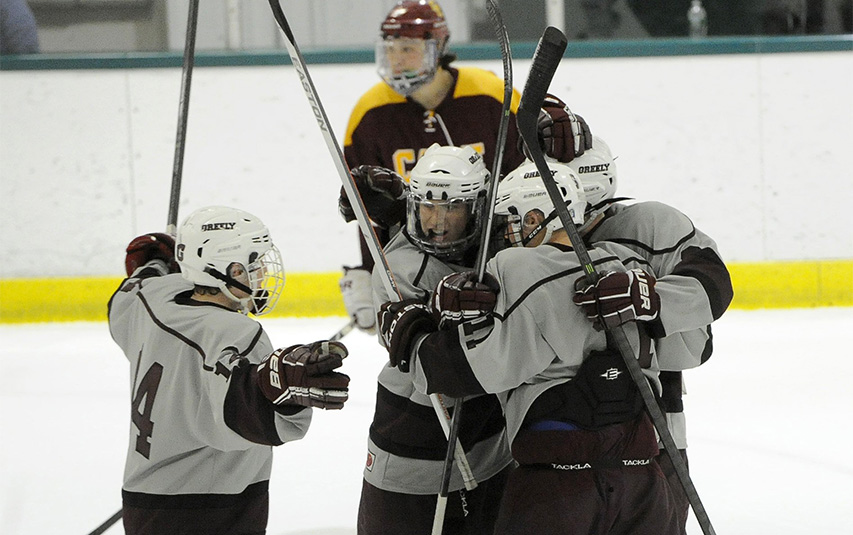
{"left": 203, "top": 267, "right": 254, "bottom": 314}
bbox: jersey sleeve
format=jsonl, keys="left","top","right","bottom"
{"left": 195, "top": 323, "right": 312, "bottom": 450}
{"left": 617, "top": 202, "right": 733, "bottom": 337}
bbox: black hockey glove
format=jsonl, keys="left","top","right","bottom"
{"left": 257, "top": 341, "right": 350, "bottom": 410}
{"left": 377, "top": 299, "right": 438, "bottom": 372}
{"left": 338, "top": 165, "right": 407, "bottom": 229}
{"left": 573, "top": 269, "right": 660, "bottom": 330}
{"left": 124, "top": 232, "right": 180, "bottom": 276}
{"left": 431, "top": 271, "right": 500, "bottom": 329}
{"left": 518, "top": 93, "right": 592, "bottom": 163}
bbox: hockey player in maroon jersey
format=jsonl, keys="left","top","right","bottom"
{"left": 337, "top": 1, "right": 591, "bottom": 334}
{"left": 566, "top": 136, "right": 733, "bottom": 531}
{"left": 109, "top": 206, "right": 350, "bottom": 535}
{"left": 378, "top": 161, "right": 680, "bottom": 534}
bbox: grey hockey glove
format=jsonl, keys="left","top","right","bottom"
{"left": 573, "top": 269, "right": 660, "bottom": 330}
{"left": 338, "top": 165, "right": 407, "bottom": 229}
{"left": 377, "top": 299, "right": 438, "bottom": 372}
{"left": 518, "top": 93, "right": 592, "bottom": 163}
{"left": 124, "top": 232, "right": 180, "bottom": 276}
{"left": 339, "top": 266, "right": 376, "bottom": 333}
{"left": 257, "top": 341, "right": 350, "bottom": 410}
{"left": 431, "top": 271, "right": 499, "bottom": 329}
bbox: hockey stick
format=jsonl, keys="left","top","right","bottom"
{"left": 166, "top": 0, "right": 200, "bottom": 236}
{"left": 330, "top": 319, "right": 356, "bottom": 342}
{"left": 86, "top": 509, "right": 122, "bottom": 535}
{"left": 516, "top": 26, "right": 716, "bottom": 535}
{"left": 266, "top": 0, "right": 476, "bottom": 493}
{"left": 88, "top": 5, "right": 202, "bottom": 532}
{"left": 432, "top": 1, "right": 514, "bottom": 533}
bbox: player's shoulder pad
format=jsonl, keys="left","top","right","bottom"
{"left": 628, "top": 200, "right": 694, "bottom": 232}
{"left": 592, "top": 240, "right": 652, "bottom": 271}
{"left": 345, "top": 81, "right": 407, "bottom": 144}
{"left": 453, "top": 66, "right": 520, "bottom": 113}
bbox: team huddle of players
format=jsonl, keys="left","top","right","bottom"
{"left": 109, "top": 2, "right": 732, "bottom": 534}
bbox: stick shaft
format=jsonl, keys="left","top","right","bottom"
{"left": 267, "top": 0, "right": 477, "bottom": 493}
{"left": 166, "top": 0, "right": 200, "bottom": 236}
{"left": 516, "top": 26, "right": 716, "bottom": 535}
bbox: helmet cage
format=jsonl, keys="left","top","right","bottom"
{"left": 376, "top": 37, "right": 441, "bottom": 96}
{"left": 377, "top": 0, "right": 449, "bottom": 96}
{"left": 176, "top": 207, "right": 285, "bottom": 316}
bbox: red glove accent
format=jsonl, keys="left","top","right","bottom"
{"left": 573, "top": 269, "right": 660, "bottom": 330}
{"left": 125, "top": 233, "right": 179, "bottom": 276}
{"left": 257, "top": 341, "right": 350, "bottom": 410}
{"left": 338, "top": 165, "right": 407, "bottom": 229}
{"left": 431, "top": 271, "right": 499, "bottom": 329}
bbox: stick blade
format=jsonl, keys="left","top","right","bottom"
{"left": 517, "top": 26, "right": 568, "bottom": 148}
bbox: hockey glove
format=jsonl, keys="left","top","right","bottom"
{"left": 573, "top": 269, "right": 660, "bottom": 330}
{"left": 257, "top": 341, "right": 350, "bottom": 410}
{"left": 338, "top": 165, "right": 407, "bottom": 229}
{"left": 431, "top": 271, "right": 500, "bottom": 329}
{"left": 339, "top": 266, "right": 376, "bottom": 333}
{"left": 377, "top": 299, "right": 438, "bottom": 372}
{"left": 518, "top": 94, "right": 592, "bottom": 163}
{"left": 125, "top": 232, "right": 180, "bottom": 276}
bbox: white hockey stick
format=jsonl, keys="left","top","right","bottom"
{"left": 266, "top": 0, "right": 477, "bottom": 493}
{"left": 516, "top": 26, "right": 716, "bottom": 535}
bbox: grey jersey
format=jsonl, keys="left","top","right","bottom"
{"left": 367, "top": 231, "right": 513, "bottom": 495}
{"left": 108, "top": 266, "right": 311, "bottom": 496}
{"left": 411, "top": 241, "right": 661, "bottom": 445}
{"left": 588, "top": 200, "right": 734, "bottom": 448}
{"left": 588, "top": 200, "right": 733, "bottom": 371}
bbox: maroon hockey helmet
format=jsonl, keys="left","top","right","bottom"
{"left": 380, "top": 0, "right": 450, "bottom": 45}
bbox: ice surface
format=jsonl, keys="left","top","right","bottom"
{"left": 2, "top": 308, "right": 852, "bottom": 534}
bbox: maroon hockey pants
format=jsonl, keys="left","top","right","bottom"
{"left": 494, "top": 413, "right": 680, "bottom": 535}
{"left": 356, "top": 464, "right": 512, "bottom": 535}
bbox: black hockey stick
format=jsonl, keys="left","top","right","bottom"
{"left": 88, "top": 5, "right": 202, "bottom": 533}
{"left": 433, "top": 1, "right": 514, "bottom": 532}
{"left": 516, "top": 26, "right": 716, "bottom": 535}
{"left": 86, "top": 509, "right": 122, "bottom": 535}
{"left": 266, "top": 0, "right": 477, "bottom": 493}
{"left": 165, "top": 0, "right": 200, "bottom": 236}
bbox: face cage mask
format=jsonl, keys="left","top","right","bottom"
{"left": 206, "top": 246, "right": 285, "bottom": 316}
{"left": 407, "top": 195, "right": 482, "bottom": 259}
{"left": 376, "top": 37, "right": 440, "bottom": 97}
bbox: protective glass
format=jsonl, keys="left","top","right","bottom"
{"left": 407, "top": 195, "right": 482, "bottom": 258}
{"left": 376, "top": 37, "right": 440, "bottom": 96}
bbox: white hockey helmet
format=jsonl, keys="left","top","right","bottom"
{"left": 176, "top": 206, "right": 285, "bottom": 316}
{"left": 568, "top": 136, "right": 617, "bottom": 211}
{"left": 494, "top": 159, "right": 587, "bottom": 247}
{"left": 406, "top": 143, "right": 490, "bottom": 258}
{"left": 376, "top": 0, "right": 450, "bottom": 96}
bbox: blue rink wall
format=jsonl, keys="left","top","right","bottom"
{"left": 1, "top": 37, "right": 851, "bottom": 322}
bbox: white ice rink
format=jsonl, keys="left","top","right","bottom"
{"left": 2, "top": 307, "right": 852, "bottom": 535}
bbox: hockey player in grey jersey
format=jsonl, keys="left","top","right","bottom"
{"left": 357, "top": 144, "right": 514, "bottom": 535}
{"left": 378, "top": 161, "right": 680, "bottom": 534}
{"left": 568, "top": 137, "right": 733, "bottom": 531}
{"left": 109, "top": 206, "right": 350, "bottom": 535}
